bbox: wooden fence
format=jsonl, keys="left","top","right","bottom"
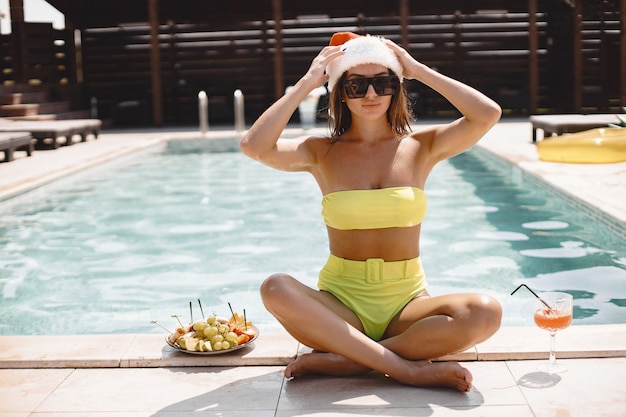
{"left": 80, "top": 11, "right": 549, "bottom": 125}
{"left": 1, "top": 2, "right": 623, "bottom": 126}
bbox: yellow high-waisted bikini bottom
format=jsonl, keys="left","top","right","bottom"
{"left": 317, "top": 254, "right": 428, "bottom": 341}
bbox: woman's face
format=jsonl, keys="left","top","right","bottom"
{"left": 342, "top": 64, "right": 395, "bottom": 119}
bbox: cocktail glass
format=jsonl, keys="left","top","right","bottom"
{"left": 533, "top": 291, "right": 573, "bottom": 373}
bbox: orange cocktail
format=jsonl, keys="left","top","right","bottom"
{"left": 534, "top": 308, "right": 573, "bottom": 332}
{"left": 534, "top": 291, "right": 573, "bottom": 373}
{"left": 510, "top": 286, "right": 574, "bottom": 373}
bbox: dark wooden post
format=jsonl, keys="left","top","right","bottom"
{"left": 399, "top": 0, "right": 409, "bottom": 48}
{"left": 9, "top": 0, "right": 25, "bottom": 83}
{"left": 621, "top": 0, "right": 626, "bottom": 107}
{"left": 148, "top": 0, "right": 163, "bottom": 126}
{"left": 64, "top": 20, "right": 79, "bottom": 84}
{"left": 528, "top": 0, "right": 538, "bottom": 114}
{"left": 8, "top": 0, "right": 23, "bottom": 21}
{"left": 272, "top": 0, "right": 284, "bottom": 100}
{"left": 573, "top": 0, "right": 583, "bottom": 112}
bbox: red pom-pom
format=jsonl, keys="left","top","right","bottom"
{"left": 329, "top": 32, "right": 360, "bottom": 46}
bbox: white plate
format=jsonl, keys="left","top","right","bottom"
{"left": 165, "top": 325, "right": 259, "bottom": 355}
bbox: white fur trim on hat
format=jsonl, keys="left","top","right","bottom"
{"left": 326, "top": 35, "right": 403, "bottom": 92}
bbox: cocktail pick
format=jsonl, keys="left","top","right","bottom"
{"left": 171, "top": 314, "right": 184, "bottom": 328}
{"left": 511, "top": 284, "right": 553, "bottom": 310}
{"left": 228, "top": 302, "right": 235, "bottom": 317}
{"left": 150, "top": 320, "right": 173, "bottom": 334}
{"left": 198, "top": 299, "right": 205, "bottom": 319}
{"left": 243, "top": 308, "right": 248, "bottom": 331}
{"left": 189, "top": 301, "right": 194, "bottom": 323}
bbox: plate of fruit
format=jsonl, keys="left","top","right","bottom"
{"left": 158, "top": 311, "right": 258, "bottom": 355}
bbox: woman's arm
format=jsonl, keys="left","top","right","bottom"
{"left": 386, "top": 40, "right": 502, "bottom": 161}
{"left": 240, "top": 46, "right": 344, "bottom": 172}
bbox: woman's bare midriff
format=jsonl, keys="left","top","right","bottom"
{"left": 326, "top": 225, "right": 421, "bottom": 261}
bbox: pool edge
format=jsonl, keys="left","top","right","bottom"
{"left": 1, "top": 325, "right": 625, "bottom": 369}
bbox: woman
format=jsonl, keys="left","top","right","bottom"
{"left": 240, "top": 32, "right": 502, "bottom": 392}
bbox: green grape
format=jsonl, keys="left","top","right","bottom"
{"left": 220, "top": 341, "right": 232, "bottom": 350}
{"left": 206, "top": 315, "right": 217, "bottom": 325}
{"left": 210, "top": 334, "right": 224, "bottom": 345}
{"left": 193, "top": 321, "right": 207, "bottom": 332}
{"left": 203, "top": 326, "right": 218, "bottom": 338}
{"left": 225, "top": 331, "right": 238, "bottom": 343}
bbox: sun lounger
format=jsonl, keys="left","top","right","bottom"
{"left": 0, "top": 131, "right": 34, "bottom": 162}
{"left": 50, "top": 119, "right": 102, "bottom": 142}
{"left": 529, "top": 114, "right": 621, "bottom": 143}
{"left": 0, "top": 119, "right": 101, "bottom": 149}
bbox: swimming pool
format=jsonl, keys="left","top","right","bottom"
{"left": 1, "top": 139, "right": 625, "bottom": 336}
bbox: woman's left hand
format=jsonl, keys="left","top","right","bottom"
{"left": 383, "top": 39, "right": 423, "bottom": 80}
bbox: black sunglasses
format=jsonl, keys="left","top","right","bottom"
{"left": 342, "top": 75, "right": 399, "bottom": 99}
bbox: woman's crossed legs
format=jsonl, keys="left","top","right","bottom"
{"left": 260, "top": 273, "right": 502, "bottom": 392}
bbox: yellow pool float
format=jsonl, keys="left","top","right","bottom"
{"left": 536, "top": 127, "right": 626, "bottom": 163}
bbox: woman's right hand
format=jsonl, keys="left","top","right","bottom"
{"left": 302, "top": 46, "right": 345, "bottom": 89}
{"left": 241, "top": 46, "right": 343, "bottom": 168}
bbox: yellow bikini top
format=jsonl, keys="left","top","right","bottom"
{"left": 321, "top": 186, "right": 427, "bottom": 230}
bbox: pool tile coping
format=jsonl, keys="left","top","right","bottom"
{"left": 1, "top": 325, "right": 625, "bottom": 369}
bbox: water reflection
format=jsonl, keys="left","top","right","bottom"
{"left": 0, "top": 145, "right": 624, "bottom": 335}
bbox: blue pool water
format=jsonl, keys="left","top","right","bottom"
{"left": 0, "top": 139, "right": 625, "bottom": 336}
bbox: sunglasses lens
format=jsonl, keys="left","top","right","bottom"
{"left": 372, "top": 76, "right": 398, "bottom": 96}
{"left": 344, "top": 79, "right": 369, "bottom": 98}
{"left": 343, "top": 76, "right": 398, "bottom": 99}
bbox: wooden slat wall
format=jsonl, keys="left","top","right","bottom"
{"left": 81, "top": 21, "right": 275, "bottom": 124}
{"left": 580, "top": 1, "right": 622, "bottom": 112}
{"left": 0, "top": 34, "right": 12, "bottom": 84}
{"left": 80, "top": 25, "right": 154, "bottom": 123}
{"left": 1, "top": 23, "right": 72, "bottom": 84}
{"left": 403, "top": 11, "right": 547, "bottom": 117}
{"left": 72, "top": 3, "right": 621, "bottom": 126}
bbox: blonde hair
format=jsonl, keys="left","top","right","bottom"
{"left": 327, "top": 71, "right": 413, "bottom": 141}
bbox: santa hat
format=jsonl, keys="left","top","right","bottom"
{"left": 326, "top": 32, "right": 404, "bottom": 92}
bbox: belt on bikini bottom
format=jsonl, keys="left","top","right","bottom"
{"left": 324, "top": 254, "right": 424, "bottom": 284}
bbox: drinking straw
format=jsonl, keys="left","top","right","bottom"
{"left": 511, "top": 284, "right": 553, "bottom": 310}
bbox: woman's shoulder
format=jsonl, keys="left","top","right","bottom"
{"left": 279, "top": 134, "right": 335, "bottom": 164}
{"left": 278, "top": 133, "right": 333, "bottom": 147}
{"left": 294, "top": 134, "right": 335, "bottom": 149}
{"left": 405, "top": 125, "right": 439, "bottom": 142}
{"left": 397, "top": 127, "right": 438, "bottom": 152}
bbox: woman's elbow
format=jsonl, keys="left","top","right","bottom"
{"left": 239, "top": 138, "right": 252, "bottom": 156}
{"left": 485, "top": 100, "right": 502, "bottom": 126}
{"left": 239, "top": 138, "right": 261, "bottom": 160}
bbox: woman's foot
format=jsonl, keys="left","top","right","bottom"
{"left": 285, "top": 351, "right": 370, "bottom": 378}
{"left": 393, "top": 360, "right": 473, "bottom": 392}
{"left": 285, "top": 351, "right": 472, "bottom": 392}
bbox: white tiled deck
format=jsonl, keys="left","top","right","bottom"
{"left": 1, "top": 119, "right": 625, "bottom": 416}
